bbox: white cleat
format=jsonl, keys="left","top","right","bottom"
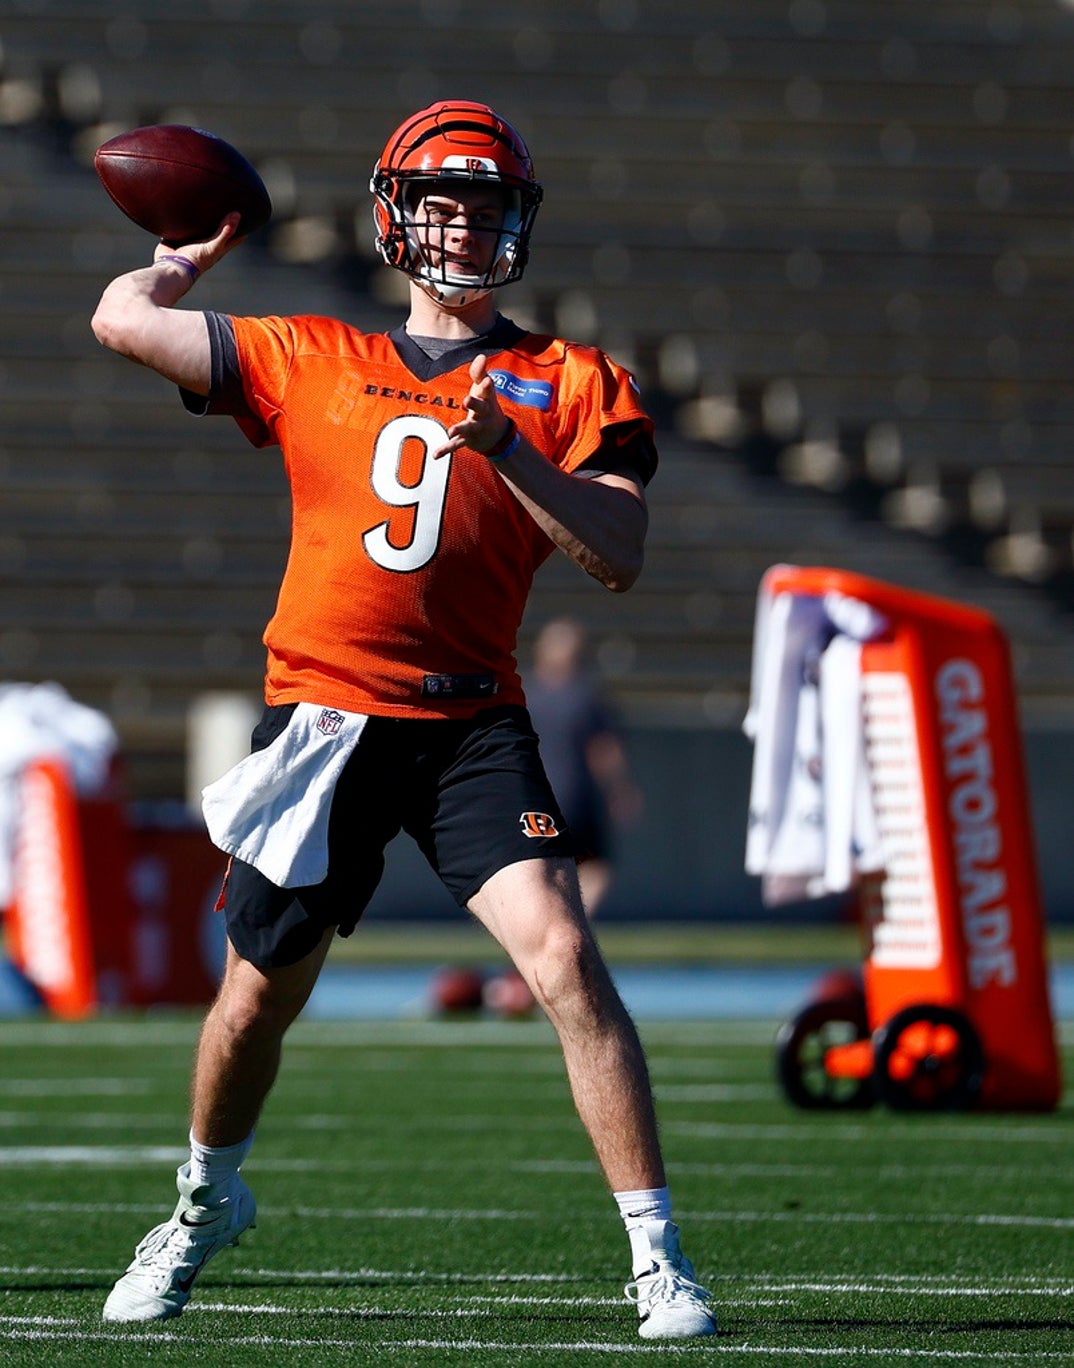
{"left": 624, "top": 1219, "right": 717, "bottom": 1340}
{"left": 102, "top": 1163, "right": 256, "bottom": 1323}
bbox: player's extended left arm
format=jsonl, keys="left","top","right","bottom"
{"left": 499, "top": 458, "right": 647, "bottom": 594}
{"left": 441, "top": 354, "right": 648, "bottom": 593}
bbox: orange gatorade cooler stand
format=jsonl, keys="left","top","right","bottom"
{"left": 5, "top": 755, "right": 134, "bottom": 1017}
{"left": 4, "top": 757, "right": 226, "bottom": 1016}
{"left": 761, "top": 565, "right": 1061, "bottom": 1112}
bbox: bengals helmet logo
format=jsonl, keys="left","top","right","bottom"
{"left": 519, "top": 811, "right": 559, "bottom": 838}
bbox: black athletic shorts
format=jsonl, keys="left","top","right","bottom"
{"left": 219, "top": 703, "right": 576, "bottom": 968}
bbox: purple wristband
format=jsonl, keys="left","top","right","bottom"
{"left": 156, "top": 254, "right": 200, "bottom": 280}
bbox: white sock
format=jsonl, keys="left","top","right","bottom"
{"left": 188, "top": 1128, "right": 255, "bottom": 1192}
{"left": 614, "top": 1186, "right": 672, "bottom": 1275}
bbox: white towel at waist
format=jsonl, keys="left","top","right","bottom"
{"left": 202, "top": 702, "right": 368, "bottom": 888}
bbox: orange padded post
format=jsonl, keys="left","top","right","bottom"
{"left": 6, "top": 757, "right": 101, "bottom": 1018}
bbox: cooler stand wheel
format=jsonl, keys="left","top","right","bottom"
{"left": 872, "top": 1004, "right": 985, "bottom": 1111}
{"left": 775, "top": 994, "right": 875, "bottom": 1110}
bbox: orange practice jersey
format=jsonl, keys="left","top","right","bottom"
{"left": 223, "top": 314, "right": 655, "bottom": 717}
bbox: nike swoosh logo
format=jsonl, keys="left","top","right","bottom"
{"left": 173, "top": 1243, "right": 213, "bottom": 1294}
{"left": 179, "top": 1210, "right": 220, "bottom": 1229}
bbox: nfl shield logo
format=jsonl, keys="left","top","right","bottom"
{"left": 316, "top": 708, "right": 344, "bottom": 737}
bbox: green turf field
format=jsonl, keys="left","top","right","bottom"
{"left": 0, "top": 1013, "right": 1071, "bottom": 1366}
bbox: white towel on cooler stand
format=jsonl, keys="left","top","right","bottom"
{"left": 743, "top": 571, "right": 886, "bottom": 906}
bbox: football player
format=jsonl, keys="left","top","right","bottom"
{"left": 91, "top": 100, "right": 715, "bottom": 1341}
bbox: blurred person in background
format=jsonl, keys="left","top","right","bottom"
{"left": 526, "top": 616, "right": 642, "bottom": 918}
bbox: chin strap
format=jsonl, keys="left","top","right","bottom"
{"left": 417, "top": 278, "right": 492, "bottom": 310}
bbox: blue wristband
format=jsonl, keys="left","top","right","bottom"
{"left": 485, "top": 419, "right": 521, "bottom": 463}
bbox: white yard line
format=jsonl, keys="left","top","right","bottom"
{"left": 0, "top": 1315, "right": 79, "bottom": 1325}
{"left": 0, "top": 1111, "right": 181, "bottom": 1130}
{"left": 0, "top": 1131, "right": 1048, "bottom": 1182}
{"left": 2, "top": 1108, "right": 1064, "bottom": 1143}
{"left": 0, "top": 1146, "right": 188, "bottom": 1165}
{"left": 0, "top": 1079, "right": 153, "bottom": 1095}
{"left": 718, "top": 1274, "right": 1074, "bottom": 1297}
{"left": 191, "top": 1295, "right": 625, "bottom": 1313}
{"left": 2, "top": 1264, "right": 1072, "bottom": 1298}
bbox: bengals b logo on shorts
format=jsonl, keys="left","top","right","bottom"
{"left": 519, "top": 811, "right": 559, "bottom": 838}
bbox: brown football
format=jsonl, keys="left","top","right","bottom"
{"left": 94, "top": 124, "right": 272, "bottom": 247}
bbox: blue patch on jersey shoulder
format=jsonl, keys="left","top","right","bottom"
{"left": 489, "top": 370, "right": 554, "bottom": 411}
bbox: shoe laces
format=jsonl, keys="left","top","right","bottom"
{"left": 125, "top": 1220, "right": 209, "bottom": 1290}
{"left": 624, "top": 1259, "right": 713, "bottom": 1310}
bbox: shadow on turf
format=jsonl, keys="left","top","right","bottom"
{"left": 1, "top": 1277, "right": 112, "bottom": 1293}
{"left": 785, "top": 1315, "right": 1074, "bottom": 1336}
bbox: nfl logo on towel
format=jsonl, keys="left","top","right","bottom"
{"left": 316, "top": 708, "right": 344, "bottom": 737}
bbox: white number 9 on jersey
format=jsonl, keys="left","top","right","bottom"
{"left": 362, "top": 414, "right": 452, "bottom": 572}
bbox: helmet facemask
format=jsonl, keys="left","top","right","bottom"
{"left": 373, "top": 170, "right": 540, "bottom": 309}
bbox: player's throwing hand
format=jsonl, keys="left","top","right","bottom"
{"left": 439, "top": 354, "right": 510, "bottom": 457}
{"left": 152, "top": 212, "right": 242, "bottom": 278}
